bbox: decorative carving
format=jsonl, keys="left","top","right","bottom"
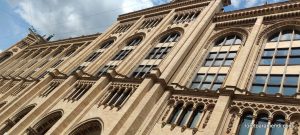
{"left": 226, "top": 114, "right": 236, "bottom": 134}
{"left": 293, "top": 122, "right": 299, "bottom": 135}
{"left": 202, "top": 110, "right": 212, "bottom": 128}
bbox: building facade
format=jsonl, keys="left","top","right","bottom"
{"left": 1, "top": 0, "right": 300, "bottom": 134}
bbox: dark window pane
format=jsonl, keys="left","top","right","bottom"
{"left": 276, "top": 49, "right": 289, "bottom": 56}
{"left": 204, "top": 75, "right": 214, "bottom": 82}
{"left": 212, "top": 84, "right": 222, "bottom": 90}
{"left": 238, "top": 113, "right": 253, "bottom": 135}
{"left": 224, "top": 36, "right": 235, "bottom": 45}
{"left": 204, "top": 60, "right": 213, "bottom": 66}
{"left": 215, "top": 38, "right": 225, "bottom": 46}
{"left": 254, "top": 75, "right": 267, "bottom": 84}
{"left": 280, "top": 30, "right": 293, "bottom": 41}
{"left": 260, "top": 58, "right": 272, "bottom": 65}
{"left": 213, "top": 60, "right": 223, "bottom": 66}
{"left": 224, "top": 60, "right": 233, "bottom": 66}
{"left": 209, "top": 53, "right": 217, "bottom": 59}
{"left": 253, "top": 114, "right": 269, "bottom": 135}
{"left": 285, "top": 76, "right": 299, "bottom": 85}
{"left": 282, "top": 87, "right": 297, "bottom": 96}
{"left": 215, "top": 75, "right": 226, "bottom": 83}
{"left": 291, "top": 49, "right": 300, "bottom": 56}
{"left": 251, "top": 85, "right": 264, "bottom": 93}
{"left": 266, "top": 86, "right": 280, "bottom": 94}
{"left": 234, "top": 38, "right": 242, "bottom": 44}
{"left": 228, "top": 52, "right": 237, "bottom": 58}
{"left": 263, "top": 50, "right": 274, "bottom": 57}
{"left": 191, "top": 83, "right": 200, "bottom": 89}
{"left": 289, "top": 57, "right": 300, "bottom": 65}
{"left": 269, "top": 33, "right": 279, "bottom": 42}
{"left": 269, "top": 76, "right": 282, "bottom": 84}
{"left": 217, "top": 53, "right": 226, "bottom": 59}
{"left": 200, "top": 83, "right": 211, "bottom": 90}
{"left": 194, "top": 75, "right": 205, "bottom": 82}
{"left": 270, "top": 115, "right": 285, "bottom": 135}
{"left": 274, "top": 57, "right": 286, "bottom": 65}
{"left": 294, "top": 33, "right": 300, "bottom": 40}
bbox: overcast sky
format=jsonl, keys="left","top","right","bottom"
{"left": 0, "top": 0, "right": 287, "bottom": 53}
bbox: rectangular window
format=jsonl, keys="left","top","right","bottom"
{"left": 85, "top": 52, "right": 101, "bottom": 62}
{"left": 131, "top": 65, "right": 157, "bottom": 78}
{"left": 146, "top": 47, "right": 172, "bottom": 59}
{"left": 112, "top": 50, "right": 132, "bottom": 60}
{"left": 203, "top": 52, "right": 236, "bottom": 67}
{"left": 190, "top": 74, "right": 226, "bottom": 90}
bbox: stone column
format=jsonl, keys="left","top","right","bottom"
{"left": 224, "top": 16, "right": 264, "bottom": 89}
{"left": 202, "top": 92, "right": 232, "bottom": 135}
{"left": 159, "top": 0, "right": 223, "bottom": 82}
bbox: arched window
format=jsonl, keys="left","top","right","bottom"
{"left": 253, "top": 113, "right": 269, "bottom": 135}
{"left": 126, "top": 37, "right": 143, "bottom": 46}
{"left": 268, "top": 29, "right": 300, "bottom": 42}
{"left": 159, "top": 32, "right": 181, "bottom": 43}
{"left": 270, "top": 115, "right": 285, "bottom": 135}
{"left": 0, "top": 105, "right": 35, "bottom": 134}
{"left": 178, "top": 104, "right": 193, "bottom": 126}
{"left": 188, "top": 105, "right": 204, "bottom": 128}
{"left": 100, "top": 40, "right": 114, "bottom": 49}
{"left": 215, "top": 35, "right": 242, "bottom": 46}
{"left": 27, "top": 111, "right": 63, "bottom": 135}
{"left": 0, "top": 53, "right": 12, "bottom": 63}
{"left": 238, "top": 112, "right": 253, "bottom": 135}
{"left": 69, "top": 120, "right": 102, "bottom": 135}
{"left": 167, "top": 103, "right": 183, "bottom": 124}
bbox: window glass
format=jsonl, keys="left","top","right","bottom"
{"left": 276, "top": 49, "right": 289, "bottom": 56}
{"left": 289, "top": 57, "right": 300, "bottom": 65}
{"left": 274, "top": 57, "right": 286, "bottom": 65}
{"left": 260, "top": 58, "right": 272, "bottom": 65}
{"left": 251, "top": 85, "right": 264, "bottom": 93}
{"left": 234, "top": 38, "right": 242, "bottom": 44}
{"left": 269, "top": 76, "right": 282, "bottom": 84}
{"left": 209, "top": 53, "right": 217, "bottom": 59}
{"left": 213, "top": 60, "right": 223, "bottom": 66}
{"left": 224, "top": 60, "right": 233, "bottom": 66}
{"left": 285, "top": 76, "right": 299, "bottom": 85}
{"left": 215, "top": 75, "right": 225, "bottom": 83}
{"left": 228, "top": 52, "right": 237, "bottom": 58}
{"left": 238, "top": 113, "right": 253, "bottom": 135}
{"left": 190, "top": 83, "right": 200, "bottom": 89}
{"left": 189, "top": 106, "right": 203, "bottom": 128}
{"left": 263, "top": 50, "right": 274, "bottom": 57}
{"left": 294, "top": 31, "right": 300, "bottom": 40}
{"left": 253, "top": 114, "right": 268, "bottom": 135}
{"left": 217, "top": 53, "right": 226, "bottom": 59}
{"left": 282, "top": 87, "right": 297, "bottom": 96}
{"left": 270, "top": 115, "right": 285, "bottom": 135}
{"left": 224, "top": 36, "right": 235, "bottom": 45}
{"left": 212, "top": 84, "right": 222, "bottom": 90}
{"left": 194, "top": 74, "right": 205, "bottom": 82}
{"left": 269, "top": 33, "right": 279, "bottom": 42}
{"left": 291, "top": 49, "right": 300, "bottom": 56}
{"left": 280, "top": 30, "right": 293, "bottom": 41}
{"left": 204, "top": 75, "right": 214, "bottom": 82}
{"left": 204, "top": 60, "right": 213, "bottom": 66}
{"left": 201, "top": 83, "right": 211, "bottom": 89}
{"left": 266, "top": 86, "right": 280, "bottom": 94}
{"left": 215, "top": 38, "right": 225, "bottom": 46}
{"left": 254, "top": 75, "right": 267, "bottom": 84}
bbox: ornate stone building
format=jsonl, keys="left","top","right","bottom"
{"left": 1, "top": 0, "right": 300, "bottom": 134}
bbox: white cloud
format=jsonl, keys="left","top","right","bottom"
{"left": 8, "top": 0, "right": 169, "bottom": 40}
{"left": 231, "top": 0, "right": 241, "bottom": 8}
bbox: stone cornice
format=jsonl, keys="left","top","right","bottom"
{"left": 27, "top": 33, "right": 100, "bottom": 49}
{"left": 214, "top": 1, "right": 300, "bottom": 22}
{"left": 118, "top": 0, "right": 211, "bottom": 21}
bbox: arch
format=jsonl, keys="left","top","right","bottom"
{"left": 99, "top": 37, "right": 117, "bottom": 49}
{"left": 122, "top": 33, "right": 146, "bottom": 47}
{"left": 237, "top": 111, "right": 253, "bottom": 135}
{"left": 28, "top": 110, "right": 63, "bottom": 135}
{"left": 151, "top": 27, "right": 184, "bottom": 45}
{"left": 256, "top": 20, "right": 300, "bottom": 45}
{"left": 255, "top": 109, "right": 271, "bottom": 116}
{"left": 270, "top": 114, "right": 285, "bottom": 135}
{"left": 69, "top": 119, "right": 102, "bottom": 135}
{"left": 0, "top": 101, "right": 7, "bottom": 109}
{"left": 0, "top": 52, "right": 12, "bottom": 63}
{"left": 0, "top": 104, "right": 36, "bottom": 134}
{"left": 188, "top": 104, "right": 204, "bottom": 128}
{"left": 167, "top": 102, "right": 184, "bottom": 124}
{"left": 205, "top": 27, "right": 249, "bottom": 49}
{"left": 253, "top": 113, "right": 269, "bottom": 135}
{"left": 177, "top": 104, "right": 193, "bottom": 126}
{"left": 271, "top": 111, "right": 287, "bottom": 119}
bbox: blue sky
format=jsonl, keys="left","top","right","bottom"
{"left": 0, "top": 0, "right": 287, "bottom": 52}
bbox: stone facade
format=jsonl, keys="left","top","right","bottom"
{"left": 0, "top": 0, "right": 300, "bottom": 134}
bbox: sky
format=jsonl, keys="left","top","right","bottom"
{"left": 0, "top": 0, "right": 288, "bottom": 53}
